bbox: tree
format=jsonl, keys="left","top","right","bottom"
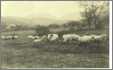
{"left": 81, "top": 1, "right": 109, "bottom": 30}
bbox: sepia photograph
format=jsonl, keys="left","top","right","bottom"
{"left": 0, "top": 1, "right": 112, "bottom": 69}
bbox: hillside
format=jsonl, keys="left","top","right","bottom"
{"left": 1, "top": 16, "right": 66, "bottom": 26}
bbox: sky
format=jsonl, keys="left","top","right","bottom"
{"left": 1, "top": 1, "right": 107, "bottom": 25}
{"left": 1, "top": 1, "right": 84, "bottom": 21}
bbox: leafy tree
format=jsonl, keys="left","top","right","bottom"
{"left": 81, "top": 1, "right": 109, "bottom": 30}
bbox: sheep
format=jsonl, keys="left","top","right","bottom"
{"left": 33, "top": 35, "right": 47, "bottom": 43}
{"left": 7, "top": 35, "right": 19, "bottom": 39}
{"left": 27, "top": 35, "right": 33, "bottom": 39}
{"left": 0, "top": 35, "right": 18, "bottom": 40}
{"left": 33, "top": 39, "right": 42, "bottom": 43}
{"left": 27, "top": 35, "right": 40, "bottom": 39}
{"left": 13, "top": 35, "right": 19, "bottom": 39}
{"left": 63, "top": 34, "right": 80, "bottom": 42}
{"left": 27, "top": 35, "right": 35, "bottom": 39}
{"left": 78, "top": 35, "right": 93, "bottom": 42}
{"left": 47, "top": 34, "right": 59, "bottom": 41}
{"left": 41, "top": 35, "right": 48, "bottom": 41}
{"left": 0, "top": 35, "right": 12, "bottom": 40}
{"left": 7, "top": 36, "right": 12, "bottom": 39}
{"left": 34, "top": 36, "right": 40, "bottom": 39}
{"left": 78, "top": 34, "right": 106, "bottom": 42}
{"left": 90, "top": 34, "right": 107, "bottom": 41}
{"left": 1, "top": 35, "right": 6, "bottom": 39}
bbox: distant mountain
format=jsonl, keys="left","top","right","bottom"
{"left": 1, "top": 16, "right": 66, "bottom": 26}
{"left": 1, "top": 17, "right": 30, "bottom": 26}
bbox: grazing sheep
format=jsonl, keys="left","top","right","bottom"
{"left": 0, "top": 35, "right": 18, "bottom": 40}
{"left": 27, "top": 35, "right": 35, "bottom": 39}
{"left": 78, "top": 35, "right": 93, "bottom": 42}
{"left": 90, "top": 34, "right": 106, "bottom": 41}
{"left": 92, "top": 35, "right": 101, "bottom": 39}
{"left": 33, "top": 39, "right": 42, "bottom": 43}
{"left": 48, "top": 34, "right": 59, "bottom": 41}
{"left": 1, "top": 35, "right": 11, "bottom": 40}
{"left": 7, "top": 36, "right": 12, "bottom": 39}
{"left": 27, "top": 35, "right": 40, "bottom": 39}
{"left": 33, "top": 35, "right": 47, "bottom": 43}
{"left": 63, "top": 34, "right": 80, "bottom": 42}
{"left": 34, "top": 36, "right": 40, "bottom": 39}
{"left": 13, "top": 35, "right": 19, "bottom": 39}
{"left": 1, "top": 35, "right": 6, "bottom": 39}
{"left": 41, "top": 35, "right": 48, "bottom": 41}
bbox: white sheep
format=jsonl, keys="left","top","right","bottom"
{"left": 48, "top": 34, "right": 59, "bottom": 41}
{"left": 27, "top": 35, "right": 35, "bottom": 39}
{"left": 13, "top": 35, "right": 19, "bottom": 39}
{"left": 1, "top": 35, "right": 12, "bottom": 40}
{"left": 1, "top": 35, "right": 6, "bottom": 39}
{"left": 34, "top": 36, "right": 40, "bottom": 39}
{"left": 0, "top": 35, "right": 18, "bottom": 40}
{"left": 90, "top": 34, "right": 106, "bottom": 41}
{"left": 41, "top": 35, "right": 47, "bottom": 40}
{"left": 33, "top": 35, "right": 47, "bottom": 43}
{"left": 7, "top": 36, "right": 12, "bottom": 39}
{"left": 27, "top": 35, "right": 40, "bottom": 39}
{"left": 33, "top": 39, "right": 42, "bottom": 43}
{"left": 63, "top": 34, "right": 80, "bottom": 42}
{"left": 78, "top": 35, "right": 93, "bottom": 42}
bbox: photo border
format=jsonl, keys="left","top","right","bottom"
{"left": 0, "top": 0, "right": 112, "bottom": 69}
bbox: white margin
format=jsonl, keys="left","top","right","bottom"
{"left": 109, "top": 1, "right": 112, "bottom": 69}
{"left": 1, "top": 1, "right": 112, "bottom": 70}
{"left": 6, "top": 68, "right": 112, "bottom": 69}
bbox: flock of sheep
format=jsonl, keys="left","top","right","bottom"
{"left": 26, "top": 34, "right": 106, "bottom": 43}
{"left": 0, "top": 35, "right": 19, "bottom": 40}
{"left": 0, "top": 33, "right": 106, "bottom": 43}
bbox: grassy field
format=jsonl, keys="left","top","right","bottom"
{"left": 0, "top": 30, "right": 109, "bottom": 68}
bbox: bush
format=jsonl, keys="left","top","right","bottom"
{"left": 35, "top": 25, "right": 50, "bottom": 36}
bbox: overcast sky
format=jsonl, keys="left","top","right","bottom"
{"left": 1, "top": 1, "right": 85, "bottom": 21}
{"left": 1, "top": 1, "right": 107, "bottom": 26}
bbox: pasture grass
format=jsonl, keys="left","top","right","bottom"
{"left": 0, "top": 46, "right": 109, "bottom": 68}
{"left": 0, "top": 30, "right": 109, "bottom": 68}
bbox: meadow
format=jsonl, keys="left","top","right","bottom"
{"left": 0, "top": 30, "right": 109, "bottom": 68}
